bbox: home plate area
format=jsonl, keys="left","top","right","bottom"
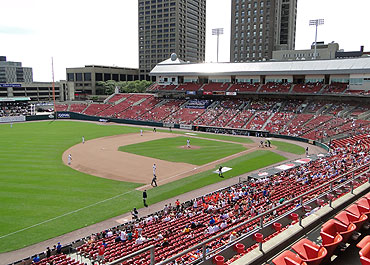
{"left": 213, "top": 167, "right": 232, "bottom": 174}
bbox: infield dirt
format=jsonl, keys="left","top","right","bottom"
{"left": 62, "top": 131, "right": 260, "bottom": 187}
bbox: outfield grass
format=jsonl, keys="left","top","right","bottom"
{"left": 0, "top": 121, "right": 287, "bottom": 253}
{"left": 271, "top": 140, "right": 305, "bottom": 155}
{"left": 119, "top": 136, "right": 247, "bottom": 165}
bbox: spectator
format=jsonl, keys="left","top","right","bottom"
{"left": 97, "top": 243, "right": 105, "bottom": 263}
{"left": 46, "top": 246, "right": 51, "bottom": 258}
{"left": 132, "top": 208, "right": 139, "bottom": 219}
{"left": 162, "top": 238, "right": 169, "bottom": 247}
{"left": 229, "top": 231, "right": 237, "bottom": 242}
{"left": 56, "top": 242, "right": 62, "bottom": 254}
{"left": 32, "top": 255, "right": 40, "bottom": 263}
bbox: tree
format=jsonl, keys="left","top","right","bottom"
{"left": 96, "top": 80, "right": 153, "bottom": 94}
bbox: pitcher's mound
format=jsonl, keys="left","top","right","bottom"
{"left": 178, "top": 145, "right": 201, "bottom": 150}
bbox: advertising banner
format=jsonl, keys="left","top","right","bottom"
{"left": 0, "top": 115, "right": 26, "bottom": 123}
{"left": 57, "top": 112, "right": 70, "bottom": 119}
{"left": 180, "top": 124, "right": 192, "bottom": 130}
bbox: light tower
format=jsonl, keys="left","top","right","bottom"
{"left": 212, "top": 28, "right": 224, "bottom": 62}
{"left": 309, "top": 19, "right": 325, "bottom": 59}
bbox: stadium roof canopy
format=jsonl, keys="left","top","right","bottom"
{"left": 150, "top": 57, "right": 370, "bottom": 76}
{"left": 0, "top": 97, "right": 30, "bottom": 102}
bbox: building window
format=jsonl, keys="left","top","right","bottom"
{"left": 84, "top": 73, "right": 91, "bottom": 81}
{"left": 67, "top": 73, "right": 74, "bottom": 81}
{"left": 75, "top": 73, "right": 83, "bottom": 81}
{"left": 95, "top": 73, "right": 103, "bottom": 82}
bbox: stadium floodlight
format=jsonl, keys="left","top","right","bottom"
{"left": 309, "top": 19, "right": 325, "bottom": 59}
{"left": 212, "top": 28, "right": 224, "bottom": 62}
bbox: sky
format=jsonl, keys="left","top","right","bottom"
{"left": 1, "top": 0, "right": 369, "bottom": 82}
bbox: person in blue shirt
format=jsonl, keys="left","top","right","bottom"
{"left": 32, "top": 255, "right": 40, "bottom": 262}
{"left": 56, "top": 242, "right": 62, "bottom": 254}
{"left": 209, "top": 216, "right": 215, "bottom": 225}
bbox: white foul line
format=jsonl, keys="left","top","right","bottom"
{"left": 0, "top": 190, "right": 135, "bottom": 240}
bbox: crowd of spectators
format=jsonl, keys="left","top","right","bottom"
{"left": 0, "top": 102, "right": 32, "bottom": 117}
{"left": 55, "top": 94, "right": 370, "bottom": 141}
{"left": 67, "top": 134, "right": 370, "bottom": 265}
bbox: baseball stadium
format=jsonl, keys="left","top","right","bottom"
{"left": 2, "top": 56, "right": 370, "bottom": 265}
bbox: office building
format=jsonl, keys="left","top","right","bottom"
{"left": 138, "top": 0, "right": 206, "bottom": 80}
{"left": 272, "top": 42, "right": 339, "bottom": 61}
{"left": 0, "top": 56, "right": 33, "bottom": 84}
{"left": 230, "top": 0, "right": 297, "bottom": 62}
{"left": 66, "top": 65, "right": 139, "bottom": 98}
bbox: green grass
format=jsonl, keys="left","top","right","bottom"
{"left": 271, "top": 140, "right": 305, "bottom": 155}
{"left": 0, "top": 121, "right": 286, "bottom": 253}
{"left": 0, "top": 121, "right": 144, "bottom": 252}
{"left": 146, "top": 150, "right": 286, "bottom": 205}
{"left": 175, "top": 132, "right": 254, "bottom": 144}
{"left": 119, "top": 136, "right": 247, "bottom": 165}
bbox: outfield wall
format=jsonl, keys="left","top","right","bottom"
{"left": 25, "top": 112, "right": 329, "bottom": 152}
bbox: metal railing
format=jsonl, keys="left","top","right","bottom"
{"left": 107, "top": 162, "right": 370, "bottom": 265}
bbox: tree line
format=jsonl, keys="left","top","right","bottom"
{"left": 96, "top": 80, "right": 153, "bottom": 95}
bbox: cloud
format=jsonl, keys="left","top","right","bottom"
{"left": 0, "top": 26, "right": 33, "bottom": 35}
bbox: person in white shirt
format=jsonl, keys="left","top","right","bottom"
{"left": 68, "top": 154, "right": 72, "bottom": 165}
{"left": 229, "top": 231, "right": 237, "bottom": 242}
{"left": 220, "top": 221, "right": 228, "bottom": 229}
{"left": 140, "top": 129, "right": 143, "bottom": 136}
{"left": 82, "top": 136, "right": 85, "bottom": 144}
{"left": 120, "top": 230, "right": 127, "bottom": 242}
{"left": 187, "top": 139, "right": 190, "bottom": 148}
{"left": 151, "top": 163, "right": 158, "bottom": 187}
{"left": 135, "top": 236, "right": 145, "bottom": 245}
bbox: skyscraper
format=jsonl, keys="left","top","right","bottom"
{"left": 0, "top": 56, "right": 33, "bottom": 84}
{"left": 138, "top": 0, "right": 206, "bottom": 80}
{"left": 230, "top": 0, "right": 297, "bottom": 62}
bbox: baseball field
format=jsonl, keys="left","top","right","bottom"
{"left": 0, "top": 121, "right": 304, "bottom": 253}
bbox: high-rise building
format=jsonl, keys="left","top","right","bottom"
{"left": 138, "top": 0, "right": 206, "bottom": 80}
{"left": 230, "top": 0, "right": 297, "bottom": 62}
{"left": 0, "top": 56, "right": 33, "bottom": 84}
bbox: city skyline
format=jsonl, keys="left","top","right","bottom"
{"left": 1, "top": 0, "right": 369, "bottom": 82}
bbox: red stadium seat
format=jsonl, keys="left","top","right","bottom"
{"left": 335, "top": 210, "right": 368, "bottom": 231}
{"left": 272, "top": 250, "right": 308, "bottom": 265}
{"left": 320, "top": 231, "right": 342, "bottom": 258}
{"left": 357, "top": 197, "right": 370, "bottom": 215}
{"left": 321, "top": 219, "right": 356, "bottom": 243}
{"left": 291, "top": 238, "right": 327, "bottom": 265}
{"left": 360, "top": 242, "right": 370, "bottom": 265}
{"left": 358, "top": 236, "right": 370, "bottom": 249}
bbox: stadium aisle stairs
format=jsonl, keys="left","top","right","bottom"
{"left": 278, "top": 113, "right": 297, "bottom": 134}
{"left": 68, "top": 252, "right": 90, "bottom": 265}
{"left": 288, "top": 84, "right": 295, "bottom": 93}
{"left": 261, "top": 112, "right": 277, "bottom": 130}
{"left": 81, "top": 104, "right": 90, "bottom": 113}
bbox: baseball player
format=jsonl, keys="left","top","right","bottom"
{"left": 140, "top": 129, "right": 143, "bottom": 136}
{"left": 82, "top": 136, "right": 85, "bottom": 144}
{"left": 187, "top": 139, "right": 190, "bottom": 148}
{"left": 143, "top": 190, "right": 148, "bottom": 207}
{"left": 218, "top": 166, "right": 224, "bottom": 178}
{"left": 68, "top": 154, "right": 72, "bottom": 165}
{"left": 151, "top": 163, "right": 158, "bottom": 187}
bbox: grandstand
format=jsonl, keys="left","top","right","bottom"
{"left": 6, "top": 57, "right": 370, "bottom": 265}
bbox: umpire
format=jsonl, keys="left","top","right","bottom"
{"left": 143, "top": 190, "right": 148, "bottom": 207}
